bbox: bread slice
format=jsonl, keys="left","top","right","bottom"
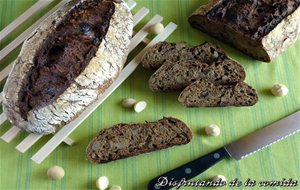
{"left": 149, "top": 59, "right": 246, "bottom": 92}
{"left": 188, "top": 0, "right": 300, "bottom": 61}
{"left": 178, "top": 79, "right": 258, "bottom": 107}
{"left": 2, "top": 0, "right": 133, "bottom": 134}
{"left": 141, "top": 41, "right": 227, "bottom": 69}
{"left": 86, "top": 117, "right": 192, "bottom": 164}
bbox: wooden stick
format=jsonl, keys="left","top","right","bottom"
{"left": 126, "top": 0, "right": 137, "bottom": 10}
{"left": 0, "top": 0, "right": 53, "bottom": 42}
{"left": 1, "top": 126, "right": 22, "bottom": 143}
{"left": 0, "top": 0, "right": 71, "bottom": 61}
{"left": 0, "top": 92, "right": 2, "bottom": 104}
{"left": 63, "top": 137, "right": 75, "bottom": 146}
{"left": 15, "top": 134, "right": 42, "bottom": 153}
{"left": 16, "top": 134, "right": 74, "bottom": 153}
{"left": 0, "top": 61, "right": 14, "bottom": 82}
{"left": 132, "top": 7, "right": 149, "bottom": 27}
{"left": 0, "top": 113, "right": 7, "bottom": 126}
{"left": 31, "top": 22, "right": 177, "bottom": 164}
{"left": 129, "top": 15, "right": 163, "bottom": 52}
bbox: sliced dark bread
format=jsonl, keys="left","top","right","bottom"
{"left": 141, "top": 41, "right": 227, "bottom": 69}
{"left": 178, "top": 79, "right": 258, "bottom": 107}
{"left": 86, "top": 117, "right": 192, "bottom": 164}
{"left": 149, "top": 59, "right": 246, "bottom": 92}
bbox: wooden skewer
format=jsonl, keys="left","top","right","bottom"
{"left": 0, "top": 62, "right": 14, "bottom": 82}
{"left": 1, "top": 126, "right": 22, "bottom": 143}
{"left": 126, "top": 0, "right": 137, "bottom": 10}
{"left": 0, "top": 0, "right": 71, "bottom": 61}
{"left": 15, "top": 134, "right": 43, "bottom": 153}
{"left": 0, "top": 0, "right": 53, "bottom": 42}
{"left": 0, "top": 113, "right": 7, "bottom": 126}
{"left": 132, "top": 7, "right": 149, "bottom": 27}
{"left": 16, "top": 134, "right": 74, "bottom": 153}
{"left": 0, "top": 92, "right": 2, "bottom": 104}
{"left": 129, "top": 15, "right": 163, "bottom": 52}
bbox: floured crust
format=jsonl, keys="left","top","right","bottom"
{"left": 2, "top": 0, "right": 133, "bottom": 134}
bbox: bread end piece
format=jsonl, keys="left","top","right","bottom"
{"left": 188, "top": 0, "right": 300, "bottom": 62}
{"left": 86, "top": 117, "right": 192, "bottom": 164}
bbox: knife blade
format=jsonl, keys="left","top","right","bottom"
{"left": 148, "top": 111, "right": 300, "bottom": 190}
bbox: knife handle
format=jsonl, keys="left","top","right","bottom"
{"left": 148, "top": 147, "right": 229, "bottom": 190}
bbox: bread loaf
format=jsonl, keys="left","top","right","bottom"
{"left": 189, "top": 0, "right": 300, "bottom": 61}
{"left": 178, "top": 79, "right": 258, "bottom": 107}
{"left": 149, "top": 59, "right": 246, "bottom": 92}
{"left": 2, "top": 0, "right": 133, "bottom": 134}
{"left": 141, "top": 41, "right": 227, "bottom": 69}
{"left": 86, "top": 117, "right": 192, "bottom": 164}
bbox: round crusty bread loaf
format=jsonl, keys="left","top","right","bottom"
{"left": 2, "top": 0, "right": 133, "bottom": 135}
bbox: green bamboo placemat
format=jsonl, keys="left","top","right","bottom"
{"left": 0, "top": 0, "right": 299, "bottom": 190}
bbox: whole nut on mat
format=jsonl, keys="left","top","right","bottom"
{"left": 122, "top": 98, "right": 137, "bottom": 108}
{"left": 96, "top": 176, "right": 109, "bottom": 190}
{"left": 134, "top": 101, "right": 147, "bottom": 113}
{"left": 205, "top": 124, "right": 220, "bottom": 136}
{"left": 47, "top": 166, "right": 65, "bottom": 180}
{"left": 109, "top": 185, "right": 122, "bottom": 190}
{"left": 212, "top": 175, "right": 227, "bottom": 183}
{"left": 148, "top": 23, "right": 164, "bottom": 34}
{"left": 271, "top": 84, "right": 288, "bottom": 97}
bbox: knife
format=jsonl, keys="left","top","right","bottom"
{"left": 148, "top": 111, "right": 300, "bottom": 190}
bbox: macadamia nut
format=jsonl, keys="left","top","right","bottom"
{"left": 47, "top": 166, "right": 65, "bottom": 180}
{"left": 122, "top": 98, "right": 137, "bottom": 108}
{"left": 271, "top": 84, "right": 288, "bottom": 97}
{"left": 96, "top": 176, "right": 109, "bottom": 190}
{"left": 134, "top": 101, "right": 147, "bottom": 113}
{"left": 212, "top": 175, "right": 227, "bottom": 183}
{"left": 148, "top": 23, "right": 164, "bottom": 34}
{"left": 205, "top": 124, "right": 221, "bottom": 136}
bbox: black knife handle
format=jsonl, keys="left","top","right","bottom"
{"left": 148, "top": 147, "right": 229, "bottom": 190}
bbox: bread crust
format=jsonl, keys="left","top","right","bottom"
{"left": 2, "top": 0, "right": 133, "bottom": 134}
{"left": 189, "top": 0, "right": 300, "bottom": 62}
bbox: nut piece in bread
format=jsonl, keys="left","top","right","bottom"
{"left": 189, "top": 0, "right": 300, "bottom": 62}
{"left": 2, "top": 0, "right": 133, "bottom": 135}
{"left": 86, "top": 117, "right": 192, "bottom": 164}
